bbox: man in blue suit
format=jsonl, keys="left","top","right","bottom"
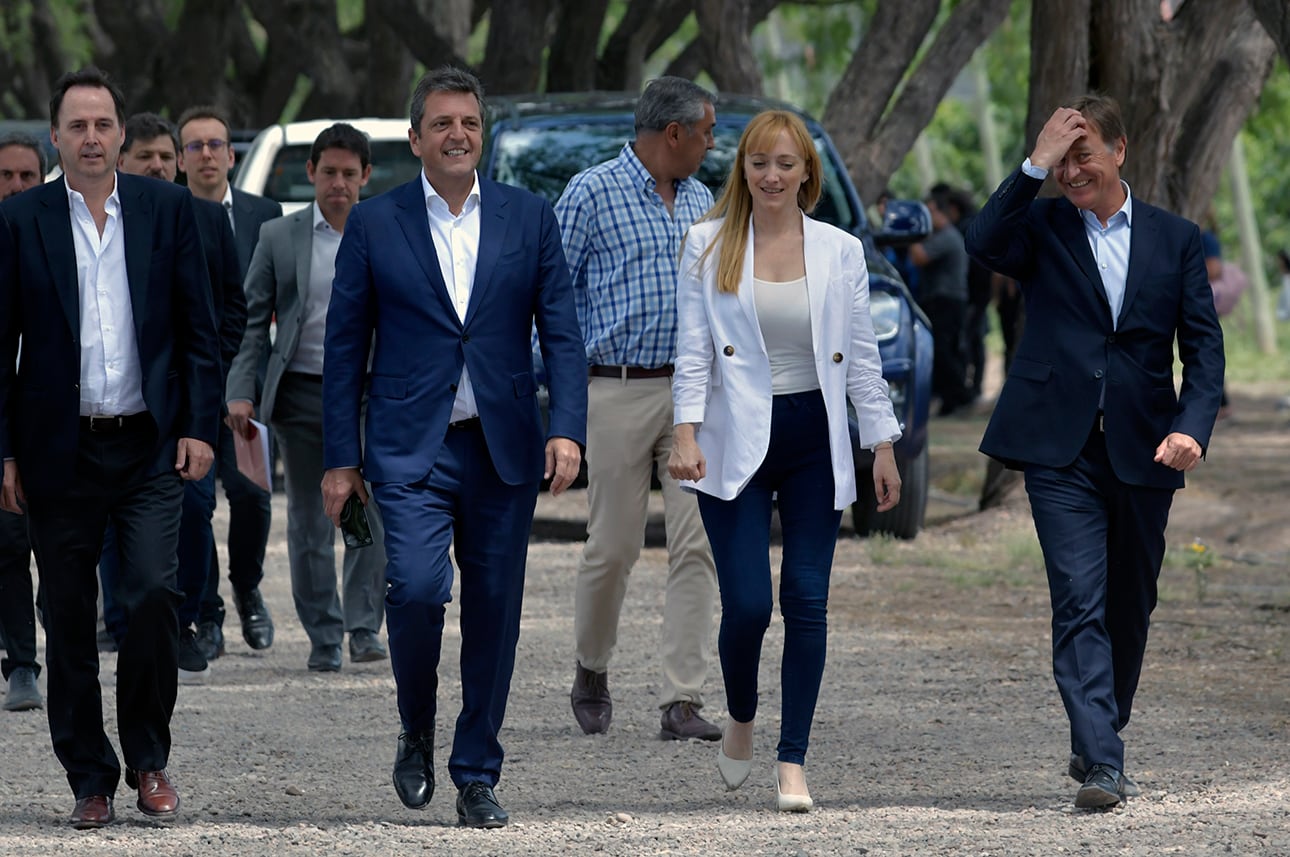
{"left": 321, "top": 66, "right": 586, "bottom": 828}
{"left": 966, "top": 94, "right": 1224, "bottom": 809}
{"left": 0, "top": 67, "right": 222, "bottom": 828}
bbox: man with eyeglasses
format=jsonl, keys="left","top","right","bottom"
{"left": 177, "top": 106, "right": 281, "bottom": 664}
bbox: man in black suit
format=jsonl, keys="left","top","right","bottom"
{"left": 0, "top": 67, "right": 222, "bottom": 828}
{"left": 966, "top": 94, "right": 1224, "bottom": 809}
{"left": 177, "top": 105, "right": 279, "bottom": 660}
{"left": 109, "top": 112, "right": 246, "bottom": 684}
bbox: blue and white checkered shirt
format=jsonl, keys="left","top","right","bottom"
{"left": 555, "top": 143, "right": 714, "bottom": 368}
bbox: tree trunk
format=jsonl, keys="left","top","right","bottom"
{"left": 598, "top": 0, "right": 691, "bottom": 91}
{"left": 371, "top": 0, "right": 472, "bottom": 73}
{"left": 479, "top": 0, "right": 554, "bottom": 93}
{"left": 1025, "top": 0, "right": 1090, "bottom": 150}
{"left": 1249, "top": 0, "right": 1290, "bottom": 62}
{"left": 694, "top": 0, "right": 763, "bottom": 94}
{"left": 548, "top": 0, "right": 611, "bottom": 91}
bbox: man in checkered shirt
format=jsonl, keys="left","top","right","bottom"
{"left": 555, "top": 77, "right": 723, "bottom": 742}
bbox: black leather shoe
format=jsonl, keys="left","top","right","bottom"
{"left": 393, "top": 731, "right": 434, "bottom": 810}
{"left": 1075, "top": 763, "right": 1126, "bottom": 809}
{"left": 307, "top": 643, "right": 342, "bottom": 672}
{"left": 349, "top": 629, "right": 388, "bottom": 663}
{"left": 234, "top": 588, "right": 274, "bottom": 650}
{"left": 195, "top": 621, "right": 225, "bottom": 661}
{"left": 570, "top": 663, "right": 611, "bottom": 734}
{"left": 456, "top": 782, "right": 508, "bottom": 828}
{"left": 1069, "top": 753, "right": 1140, "bottom": 797}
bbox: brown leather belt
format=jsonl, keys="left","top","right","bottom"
{"left": 80, "top": 413, "right": 151, "bottom": 433}
{"left": 588, "top": 364, "right": 674, "bottom": 380}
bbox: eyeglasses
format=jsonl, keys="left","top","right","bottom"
{"left": 182, "top": 139, "right": 227, "bottom": 154}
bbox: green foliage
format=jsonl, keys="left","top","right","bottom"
{"left": 756, "top": 3, "right": 865, "bottom": 115}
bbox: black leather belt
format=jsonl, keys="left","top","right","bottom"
{"left": 448, "top": 417, "right": 482, "bottom": 431}
{"left": 81, "top": 413, "right": 150, "bottom": 432}
{"left": 588, "top": 364, "right": 674, "bottom": 379}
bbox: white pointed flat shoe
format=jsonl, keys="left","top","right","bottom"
{"left": 774, "top": 765, "right": 813, "bottom": 812}
{"left": 716, "top": 741, "right": 752, "bottom": 791}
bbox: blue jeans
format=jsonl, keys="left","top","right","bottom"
{"left": 697, "top": 389, "right": 841, "bottom": 766}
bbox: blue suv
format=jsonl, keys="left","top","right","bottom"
{"left": 483, "top": 94, "right": 932, "bottom": 539}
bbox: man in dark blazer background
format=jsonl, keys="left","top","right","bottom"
{"left": 321, "top": 66, "right": 586, "bottom": 828}
{"left": 0, "top": 67, "right": 223, "bottom": 828}
{"left": 966, "top": 94, "right": 1224, "bottom": 809}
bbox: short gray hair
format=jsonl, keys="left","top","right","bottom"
{"left": 0, "top": 133, "right": 47, "bottom": 175}
{"left": 635, "top": 77, "right": 716, "bottom": 134}
{"left": 410, "top": 66, "right": 486, "bottom": 133}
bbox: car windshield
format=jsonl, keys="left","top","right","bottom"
{"left": 261, "top": 140, "right": 422, "bottom": 206}
{"left": 489, "top": 121, "right": 859, "bottom": 233}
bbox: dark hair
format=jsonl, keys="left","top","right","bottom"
{"left": 123, "top": 112, "right": 178, "bottom": 155}
{"left": 0, "top": 133, "right": 47, "bottom": 175}
{"left": 410, "top": 66, "right": 485, "bottom": 133}
{"left": 49, "top": 66, "right": 126, "bottom": 128}
{"left": 1063, "top": 92, "right": 1126, "bottom": 146}
{"left": 310, "top": 122, "right": 371, "bottom": 168}
{"left": 926, "top": 184, "right": 957, "bottom": 216}
{"left": 176, "top": 104, "right": 232, "bottom": 140}
{"left": 634, "top": 77, "right": 716, "bottom": 134}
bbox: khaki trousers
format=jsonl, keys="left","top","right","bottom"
{"left": 574, "top": 375, "right": 717, "bottom": 708}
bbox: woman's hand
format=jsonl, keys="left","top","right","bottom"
{"left": 668, "top": 423, "right": 706, "bottom": 482}
{"left": 872, "top": 444, "right": 901, "bottom": 512}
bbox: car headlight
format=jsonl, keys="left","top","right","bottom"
{"left": 869, "top": 290, "right": 901, "bottom": 341}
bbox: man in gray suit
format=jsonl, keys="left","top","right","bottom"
{"left": 178, "top": 105, "right": 280, "bottom": 662}
{"left": 225, "top": 123, "right": 387, "bottom": 671}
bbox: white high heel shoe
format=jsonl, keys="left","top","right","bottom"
{"left": 774, "top": 764, "right": 813, "bottom": 812}
{"left": 716, "top": 736, "right": 752, "bottom": 791}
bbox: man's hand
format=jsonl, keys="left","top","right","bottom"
{"left": 667, "top": 423, "right": 706, "bottom": 482}
{"left": 1030, "top": 107, "right": 1088, "bottom": 170}
{"left": 1154, "top": 432, "right": 1202, "bottom": 472}
{"left": 175, "top": 438, "right": 215, "bottom": 481}
{"left": 1, "top": 459, "right": 25, "bottom": 514}
{"left": 544, "top": 438, "right": 582, "bottom": 497}
{"left": 322, "top": 467, "right": 368, "bottom": 526}
{"left": 225, "top": 399, "right": 257, "bottom": 439}
{"left": 872, "top": 445, "right": 902, "bottom": 512}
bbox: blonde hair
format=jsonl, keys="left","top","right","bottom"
{"left": 698, "top": 110, "right": 823, "bottom": 294}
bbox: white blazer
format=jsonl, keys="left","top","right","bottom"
{"left": 672, "top": 213, "right": 902, "bottom": 510}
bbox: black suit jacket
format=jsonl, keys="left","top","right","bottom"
{"left": 231, "top": 188, "right": 283, "bottom": 279}
{"left": 0, "top": 173, "right": 223, "bottom": 497}
{"left": 966, "top": 169, "right": 1224, "bottom": 490}
{"left": 192, "top": 196, "right": 247, "bottom": 379}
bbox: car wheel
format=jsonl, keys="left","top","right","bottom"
{"left": 852, "top": 444, "right": 928, "bottom": 540}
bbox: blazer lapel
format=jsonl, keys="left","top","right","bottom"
{"left": 1051, "top": 200, "right": 1110, "bottom": 315}
{"left": 464, "top": 178, "right": 509, "bottom": 329}
{"left": 737, "top": 219, "right": 765, "bottom": 351}
{"left": 34, "top": 180, "right": 79, "bottom": 338}
{"left": 118, "top": 174, "right": 152, "bottom": 332}
{"left": 1118, "top": 202, "right": 1157, "bottom": 325}
{"left": 802, "top": 214, "right": 828, "bottom": 355}
{"left": 292, "top": 209, "right": 313, "bottom": 309}
{"left": 393, "top": 179, "right": 459, "bottom": 323}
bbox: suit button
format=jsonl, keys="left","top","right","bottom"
{"left": 449, "top": 384, "right": 457, "bottom": 392}
{"left": 1106, "top": 335, "right": 1116, "bottom": 344}
{"left": 1094, "top": 369, "right": 1104, "bottom": 379}
{"left": 723, "top": 345, "right": 734, "bottom": 356}
{"left": 462, "top": 334, "right": 470, "bottom": 343}
{"left": 832, "top": 352, "right": 843, "bottom": 363}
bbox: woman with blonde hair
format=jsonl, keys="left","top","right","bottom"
{"left": 669, "top": 110, "right": 902, "bottom": 811}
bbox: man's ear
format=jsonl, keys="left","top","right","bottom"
{"left": 1113, "top": 136, "right": 1127, "bottom": 168}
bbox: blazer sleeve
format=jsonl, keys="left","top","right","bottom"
{"left": 174, "top": 194, "right": 223, "bottom": 446}
{"left": 323, "top": 203, "right": 378, "bottom": 470}
{"left": 672, "top": 225, "right": 715, "bottom": 425}
{"left": 533, "top": 197, "right": 588, "bottom": 447}
{"left": 965, "top": 167, "right": 1044, "bottom": 282}
{"left": 226, "top": 228, "right": 276, "bottom": 405}
{"left": 215, "top": 213, "right": 246, "bottom": 381}
{"left": 842, "top": 236, "right": 902, "bottom": 447}
{"left": 0, "top": 208, "right": 16, "bottom": 460}
{"left": 1171, "top": 222, "right": 1226, "bottom": 449}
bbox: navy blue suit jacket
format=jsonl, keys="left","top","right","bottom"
{"left": 0, "top": 174, "right": 223, "bottom": 497}
{"left": 192, "top": 196, "right": 246, "bottom": 380}
{"left": 966, "top": 169, "right": 1224, "bottom": 490}
{"left": 231, "top": 188, "right": 282, "bottom": 279}
{"left": 323, "top": 176, "right": 587, "bottom": 486}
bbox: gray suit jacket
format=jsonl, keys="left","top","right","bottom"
{"left": 225, "top": 207, "right": 313, "bottom": 424}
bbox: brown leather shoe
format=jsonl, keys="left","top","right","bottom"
{"left": 659, "top": 701, "right": 721, "bottom": 741}
{"left": 126, "top": 768, "right": 180, "bottom": 818}
{"left": 570, "top": 663, "right": 611, "bottom": 734}
{"left": 70, "top": 795, "right": 114, "bottom": 829}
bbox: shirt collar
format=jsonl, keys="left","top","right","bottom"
{"left": 311, "top": 201, "right": 336, "bottom": 233}
{"left": 65, "top": 172, "right": 121, "bottom": 212}
{"left": 221, "top": 183, "right": 234, "bottom": 211}
{"left": 420, "top": 170, "right": 481, "bottom": 214}
{"left": 1080, "top": 180, "right": 1133, "bottom": 230}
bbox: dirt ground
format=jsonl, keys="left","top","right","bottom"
{"left": 0, "top": 383, "right": 1288, "bottom": 856}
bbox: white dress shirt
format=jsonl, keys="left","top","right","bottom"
{"left": 422, "top": 170, "right": 481, "bottom": 422}
{"left": 68, "top": 177, "right": 147, "bottom": 416}
{"left": 221, "top": 183, "right": 236, "bottom": 235}
{"left": 287, "top": 202, "right": 340, "bottom": 374}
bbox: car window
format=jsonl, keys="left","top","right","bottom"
{"left": 262, "top": 140, "right": 421, "bottom": 206}
{"left": 489, "top": 121, "right": 857, "bottom": 233}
